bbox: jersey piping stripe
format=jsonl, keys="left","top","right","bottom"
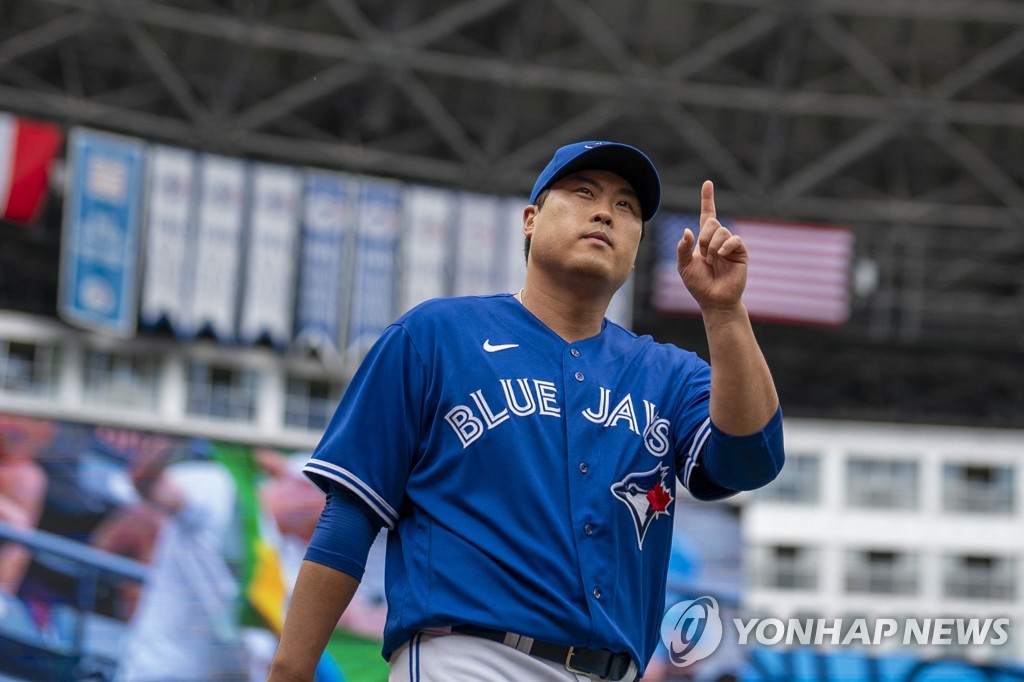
{"left": 303, "top": 461, "right": 399, "bottom": 529}
{"left": 409, "top": 631, "right": 421, "bottom": 681}
{"left": 682, "top": 418, "right": 712, "bottom": 489}
{"left": 683, "top": 425, "right": 712, "bottom": 489}
{"left": 303, "top": 462, "right": 398, "bottom": 529}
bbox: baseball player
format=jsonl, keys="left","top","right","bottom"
{"left": 269, "top": 141, "right": 784, "bottom": 681}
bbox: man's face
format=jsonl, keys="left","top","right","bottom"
{"left": 523, "top": 169, "right": 643, "bottom": 289}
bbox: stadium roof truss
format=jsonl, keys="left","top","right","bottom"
{"left": 1, "top": 0, "right": 1023, "bottom": 424}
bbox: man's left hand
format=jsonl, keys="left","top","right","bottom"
{"left": 676, "top": 180, "right": 748, "bottom": 311}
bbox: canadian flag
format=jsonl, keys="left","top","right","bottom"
{"left": 0, "top": 113, "right": 63, "bottom": 225}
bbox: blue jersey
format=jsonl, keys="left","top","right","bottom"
{"left": 304, "top": 294, "right": 747, "bottom": 672}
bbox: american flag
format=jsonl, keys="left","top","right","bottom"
{"left": 652, "top": 212, "right": 854, "bottom": 326}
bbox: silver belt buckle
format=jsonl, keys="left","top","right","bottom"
{"left": 564, "top": 646, "right": 588, "bottom": 676}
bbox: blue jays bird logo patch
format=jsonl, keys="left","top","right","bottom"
{"left": 611, "top": 464, "right": 674, "bottom": 550}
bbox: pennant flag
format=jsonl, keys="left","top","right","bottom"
{"left": 399, "top": 184, "right": 454, "bottom": 313}
{"left": 0, "top": 113, "right": 63, "bottom": 225}
{"left": 453, "top": 192, "right": 503, "bottom": 297}
{"left": 59, "top": 129, "right": 146, "bottom": 336}
{"left": 347, "top": 178, "right": 402, "bottom": 361}
{"left": 188, "top": 154, "right": 247, "bottom": 341}
{"left": 496, "top": 196, "right": 527, "bottom": 296}
{"left": 140, "top": 145, "right": 196, "bottom": 333}
{"left": 294, "top": 170, "right": 356, "bottom": 359}
{"left": 653, "top": 213, "right": 854, "bottom": 326}
{"left": 238, "top": 163, "right": 302, "bottom": 348}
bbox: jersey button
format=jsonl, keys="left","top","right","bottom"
{"left": 570, "top": 348, "right": 581, "bottom": 358}
{"left": 579, "top": 462, "right": 589, "bottom": 474}
{"left": 574, "top": 371, "right": 584, "bottom": 382}
{"left": 593, "top": 587, "right": 602, "bottom": 599}
{"left": 584, "top": 524, "right": 594, "bottom": 536}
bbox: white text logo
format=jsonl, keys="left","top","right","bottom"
{"left": 482, "top": 340, "right": 519, "bottom": 353}
{"left": 734, "top": 617, "right": 1010, "bottom": 648}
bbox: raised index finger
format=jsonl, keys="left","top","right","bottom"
{"left": 699, "top": 180, "right": 716, "bottom": 230}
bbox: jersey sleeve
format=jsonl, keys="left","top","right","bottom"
{"left": 303, "top": 323, "right": 427, "bottom": 529}
{"left": 671, "top": 358, "right": 740, "bottom": 501}
{"left": 672, "top": 356, "right": 785, "bottom": 500}
{"left": 702, "top": 406, "right": 784, "bottom": 491}
{"left": 304, "top": 484, "right": 384, "bottom": 580}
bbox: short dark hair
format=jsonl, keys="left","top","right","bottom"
{"left": 523, "top": 188, "right": 645, "bottom": 265}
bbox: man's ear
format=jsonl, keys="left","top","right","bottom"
{"left": 523, "top": 204, "right": 538, "bottom": 237}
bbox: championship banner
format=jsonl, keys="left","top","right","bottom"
{"left": 653, "top": 213, "right": 854, "bottom": 326}
{"left": 140, "top": 145, "right": 196, "bottom": 334}
{"left": 238, "top": 164, "right": 302, "bottom": 347}
{"left": 293, "top": 170, "right": 356, "bottom": 359}
{"left": 452, "top": 192, "right": 502, "bottom": 297}
{"left": 58, "top": 129, "right": 146, "bottom": 337}
{"left": 347, "top": 178, "right": 402, "bottom": 361}
{"left": 399, "top": 184, "right": 453, "bottom": 314}
{"left": 0, "top": 112, "right": 63, "bottom": 225}
{"left": 497, "top": 196, "right": 527, "bottom": 295}
{"left": 188, "top": 154, "right": 247, "bottom": 341}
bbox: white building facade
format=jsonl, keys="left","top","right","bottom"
{"left": 743, "top": 418, "right": 1024, "bottom": 663}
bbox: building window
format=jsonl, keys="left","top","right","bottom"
{"left": 752, "top": 545, "right": 818, "bottom": 591}
{"left": 846, "top": 458, "right": 919, "bottom": 509}
{"left": 845, "top": 549, "right": 918, "bottom": 595}
{"left": 185, "top": 361, "right": 259, "bottom": 422}
{"left": 83, "top": 349, "right": 161, "bottom": 410}
{"left": 943, "top": 463, "right": 1014, "bottom": 514}
{"left": 0, "top": 340, "right": 61, "bottom": 397}
{"left": 944, "top": 555, "right": 1016, "bottom": 600}
{"left": 756, "top": 453, "right": 820, "bottom": 504}
{"left": 284, "top": 375, "right": 344, "bottom": 431}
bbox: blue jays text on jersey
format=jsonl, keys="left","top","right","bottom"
{"left": 303, "top": 293, "right": 778, "bottom": 675}
{"left": 444, "top": 380, "right": 672, "bottom": 458}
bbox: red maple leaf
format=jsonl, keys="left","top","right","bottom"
{"left": 647, "top": 482, "right": 672, "bottom": 512}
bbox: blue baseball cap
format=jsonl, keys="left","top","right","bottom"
{"left": 530, "top": 141, "right": 661, "bottom": 221}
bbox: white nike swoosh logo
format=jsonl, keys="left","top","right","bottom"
{"left": 483, "top": 340, "right": 519, "bottom": 353}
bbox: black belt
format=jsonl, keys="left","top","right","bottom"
{"left": 451, "top": 624, "right": 633, "bottom": 680}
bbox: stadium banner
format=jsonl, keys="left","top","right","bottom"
{"left": 58, "top": 128, "right": 146, "bottom": 337}
{"left": 140, "top": 145, "right": 196, "bottom": 334}
{"left": 653, "top": 213, "right": 855, "bottom": 326}
{"left": 0, "top": 412, "right": 390, "bottom": 682}
{"left": 497, "top": 196, "right": 528, "bottom": 296}
{"left": 399, "top": 184, "right": 454, "bottom": 314}
{"left": 293, "top": 170, "right": 356, "bottom": 359}
{"left": 238, "top": 163, "right": 302, "bottom": 348}
{"left": 452, "top": 191, "right": 502, "bottom": 297}
{"left": 188, "top": 154, "right": 247, "bottom": 341}
{"left": 0, "top": 112, "right": 63, "bottom": 225}
{"left": 346, "top": 178, "right": 402, "bottom": 362}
